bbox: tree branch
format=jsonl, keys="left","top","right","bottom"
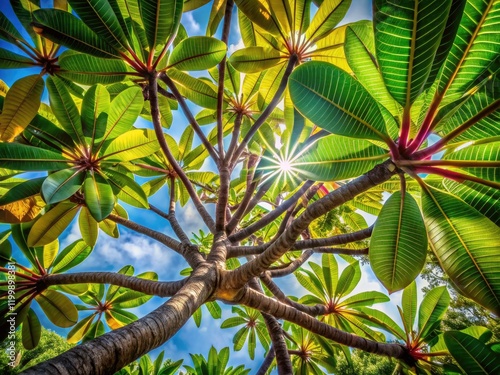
{"left": 238, "top": 287, "right": 416, "bottom": 367}
{"left": 23, "top": 265, "right": 218, "bottom": 375}
{"left": 43, "top": 272, "right": 187, "bottom": 297}
{"left": 158, "top": 72, "right": 219, "bottom": 163}
{"left": 224, "top": 160, "right": 397, "bottom": 289}
{"left": 148, "top": 75, "right": 216, "bottom": 233}
{"left": 229, "top": 180, "right": 314, "bottom": 243}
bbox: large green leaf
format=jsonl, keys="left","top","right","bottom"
{"left": 42, "top": 168, "right": 85, "bottom": 204}
{"left": 418, "top": 286, "right": 450, "bottom": 341}
{"left": 0, "top": 10, "right": 25, "bottom": 44}
{"left": 102, "top": 129, "right": 160, "bottom": 162}
{"left": 370, "top": 192, "right": 428, "bottom": 293}
{"left": 229, "top": 47, "right": 282, "bottom": 73}
{"left": 52, "top": 239, "right": 93, "bottom": 273}
{"left": 67, "top": 314, "right": 96, "bottom": 344}
{"left": 374, "top": 0, "right": 453, "bottom": 107}
{"left": 35, "top": 289, "right": 78, "bottom": 327}
{"left": 234, "top": 0, "right": 280, "bottom": 36}
{"left": 67, "top": 0, "right": 130, "bottom": 52}
{"left": 0, "top": 48, "right": 35, "bottom": 69}
{"left": 32, "top": 9, "right": 121, "bottom": 58}
{"left": 58, "top": 50, "right": 129, "bottom": 85}
{"left": 83, "top": 171, "right": 115, "bottom": 221}
{"left": 139, "top": 0, "right": 183, "bottom": 51}
{"left": 422, "top": 185, "right": 500, "bottom": 315}
{"left": 168, "top": 36, "right": 227, "bottom": 71}
{"left": 79, "top": 206, "right": 99, "bottom": 247}
{"left": 167, "top": 68, "right": 218, "bottom": 109}
{"left": 101, "top": 85, "right": 144, "bottom": 144}
{"left": 344, "top": 27, "right": 400, "bottom": 116}
{"left": 21, "top": 309, "right": 41, "bottom": 350}
{"left": 294, "top": 134, "right": 388, "bottom": 181}
{"left": 46, "top": 76, "right": 85, "bottom": 145}
{"left": 103, "top": 169, "right": 148, "bottom": 208}
{"left": 438, "top": 0, "right": 500, "bottom": 104}
{"left": 81, "top": 84, "right": 110, "bottom": 147}
{"left": 27, "top": 202, "right": 79, "bottom": 247}
{"left": 443, "top": 180, "right": 500, "bottom": 225}
{"left": 443, "top": 141, "right": 500, "bottom": 182}
{"left": 338, "top": 291, "right": 390, "bottom": 309}
{"left": 289, "top": 61, "right": 390, "bottom": 142}
{"left": 105, "top": 308, "right": 137, "bottom": 329}
{"left": 444, "top": 331, "right": 500, "bottom": 374}
{"left": 0, "top": 177, "right": 45, "bottom": 206}
{"left": 335, "top": 260, "right": 360, "bottom": 298}
{"left": 0, "top": 143, "right": 70, "bottom": 171}
{"left": 306, "top": 0, "right": 351, "bottom": 43}
{"left": 401, "top": 281, "right": 418, "bottom": 336}
{"left": 0, "top": 74, "right": 44, "bottom": 141}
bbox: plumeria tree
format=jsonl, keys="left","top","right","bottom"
{"left": 0, "top": 0, "right": 499, "bottom": 374}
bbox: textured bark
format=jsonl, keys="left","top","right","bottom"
{"left": 21, "top": 265, "right": 217, "bottom": 375}
{"left": 255, "top": 345, "right": 276, "bottom": 375}
{"left": 238, "top": 287, "right": 416, "bottom": 367}
{"left": 261, "top": 312, "right": 293, "bottom": 375}
{"left": 43, "top": 272, "right": 186, "bottom": 297}
{"left": 224, "top": 160, "right": 397, "bottom": 288}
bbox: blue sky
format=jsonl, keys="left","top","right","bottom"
{"left": 0, "top": 0, "right": 427, "bottom": 373}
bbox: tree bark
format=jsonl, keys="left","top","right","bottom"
{"left": 21, "top": 265, "right": 217, "bottom": 375}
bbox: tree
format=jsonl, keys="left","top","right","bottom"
{"left": 0, "top": 0, "right": 499, "bottom": 374}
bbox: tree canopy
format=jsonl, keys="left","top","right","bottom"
{"left": 0, "top": 0, "right": 499, "bottom": 374}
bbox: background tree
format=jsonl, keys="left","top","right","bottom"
{"left": 0, "top": 0, "right": 499, "bottom": 374}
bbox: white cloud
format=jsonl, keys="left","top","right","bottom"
{"left": 228, "top": 38, "right": 245, "bottom": 55}
{"left": 182, "top": 12, "right": 201, "bottom": 34}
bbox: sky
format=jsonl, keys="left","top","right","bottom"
{"left": 0, "top": 0, "right": 428, "bottom": 373}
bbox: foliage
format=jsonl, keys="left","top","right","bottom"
{"left": 0, "top": 328, "right": 73, "bottom": 374}
{"left": 0, "top": 0, "right": 499, "bottom": 374}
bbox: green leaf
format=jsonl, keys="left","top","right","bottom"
{"left": 306, "top": 0, "right": 351, "bottom": 43}
{"left": 422, "top": 185, "right": 500, "bottom": 315}
{"left": 27, "top": 202, "right": 79, "bottom": 247}
{"left": 0, "top": 177, "right": 45, "bottom": 206}
{"left": 344, "top": 27, "right": 400, "bottom": 116}
{"left": 401, "top": 281, "right": 418, "bottom": 336}
{"left": 374, "top": 0, "right": 453, "bottom": 107}
{"left": 139, "top": 0, "right": 183, "bottom": 51}
{"left": 46, "top": 76, "right": 85, "bottom": 146}
{"left": 355, "top": 307, "right": 406, "bottom": 340}
{"left": 52, "top": 239, "right": 93, "bottom": 273}
{"left": 37, "top": 239, "right": 59, "bottom": 270}
{"left": 21, "top": 309, "right": 41, "bottom": 350}
{"left": 167, "top": 68, "right": 218, "bottom": 109}
{"left": 229, "top": 47, "right": 282, "bottom": 73}
{"left": 339, "top": 291, "right": 390, "bottom": 309}
{"left": 79, "top": 206, "right": 99, "bottom": 247}
{"left": 168, "top": 36, "right": 227, "bottom": 71}
{"left": 370, "top": 192, "right": 428, "bottom": 293}
{"left": 32, "top": 9, "right": 121, "bottom": 58}
{"left": 0, "top": 143, "right": 70, "bottom": 171}
{"left": 101, "top": 85, "right": 144, "bottom": 144}
{"left": 58, "top": 50, "right": 129, "bottom": 85}
{"left": 0, "top": 10, "right": 25, "bottom": 44}
{"left": 0, "top": 48, "right": 35, "bottom": 69}
{"left": 295, "top": 134, "right": 388, "bottom": 181}
{"left": 83, "top": 320, "right": 105, "bottom": 342}
{"left": 83, "top": 171, "right": 115, "bottom": 221}
{"left": 438, "top": 1, "right": 500, "bottom": 104}
{"left": 81, "top": 84, "right": 110, "bottom": 148}
{"left": 67, "top": 314, "right": 96, "bottom": 343}
{"left": 234, "top": 0, "right": 280, "bottom": 36}
{"left": 335, "top": 260, "right": 360, "bottom": 298}
{"left": 102, "top": 129, "right": 160, "bottom": 162}
{"left": 0, "top": 230, "right": 12, "bottom": 266}
{"left": 0, "top": 74, "right": 44, "bottom": 141}
{"left": 289, "top": 61, "right": 390, "bottom": 141}
{"left": 233, "top": 326, "right": 249, "bottom": 352}
{"left": 42, "top": 168, "right": 85, "bottom": 204}
{"left": 444, "top": 331, "right": 500, "bottom": 374}
{"left": 36, "top": 289, "right": 78, "bottom": 327}
{"left": 67, "top": 0, "right": 130, "bottom": 52}
{"left": 103, "top": 169, "right": 148, "bottom": 208}
{"left": 221, "top": 316, "right": 246, "bottom": 328}
{"left": 418, "top": 286, "right": 450, "bottom": 341}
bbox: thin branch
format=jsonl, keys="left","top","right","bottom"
{"left": 226, "top": 154, "right": 260, "bottom": 234}
{"left": 149, "top": 203, "right": 191, "bottom": 244}
{"left": 238, "top": 287, "right": 416, "bottom": 367}
{"left": 229, "top": 180, "right": 314, "bottom": 243}
{"left": 109, "top": 214, "right": 204, "bottom": 268}
{"left": 157, "top": 85, "right": 176, "bottom": 100}
{"left": 148, "top": 75, "right": 216, "bottom": 233}
{"left": 43, "top": 272, "right": 187, "bottom": 297}
{"left": 225, "top": 112, "right": 244, "bottom": 166}
{"left": 266, "top": 250, "right": 314, "bottom": 278}
{"left": 159, "top": 72, "right": 219, "bottom": 163}
{"left": 256, "top": 345, "right": 276, "bottom": 375}
{"left": 224, "top": 160, "right": 397, "bottom": 289}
